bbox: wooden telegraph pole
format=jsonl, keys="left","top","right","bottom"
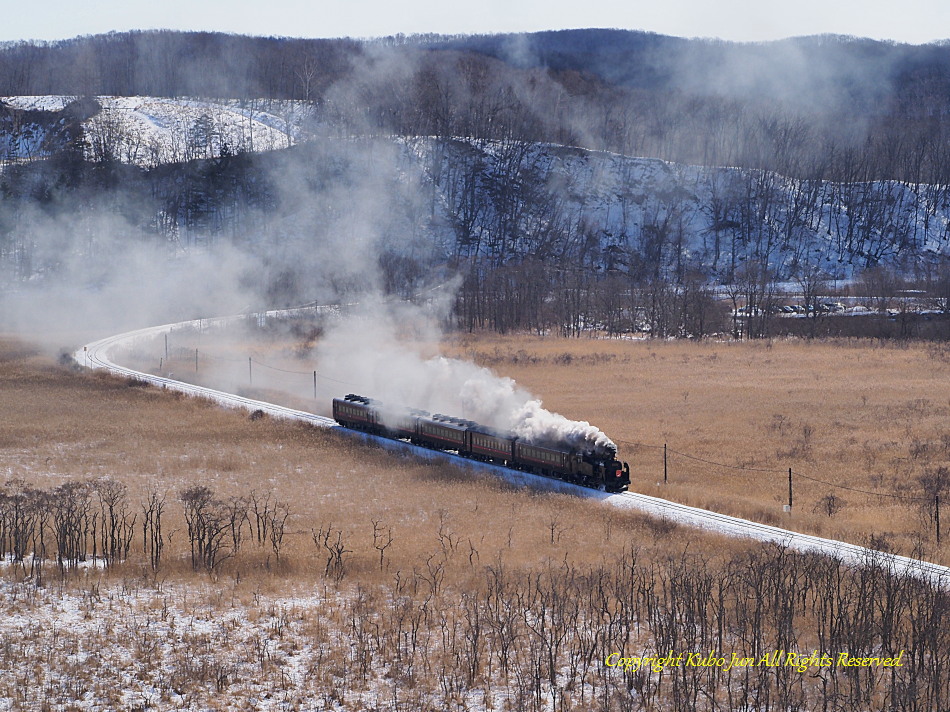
{"left": 788, "top": 468, "right": 793, "bottom": 511}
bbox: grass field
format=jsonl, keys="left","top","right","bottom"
{"left": 139, "top": 323, "right": 950, "bottom": 565}
{"left": 0, "top": 336, "right": 682, "bottom": 582}
{"left": 3, "top": 333, "right": 950, "bottom": 711}
{"left": 447, "top": 333, "right": 950, "bottom": 560}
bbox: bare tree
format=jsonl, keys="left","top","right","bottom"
{"left": 313, "top": 525, "right": 351, "bottom": 581}
{"left": 93, "top": 478, "right": 135, "bottom": 566}
{"left": 372, "top": 519, "right": 394, "bottom": 571}
{"left": 141, "top": 488, "right": 165, "bottom": 571}
{"left": 179, "top": 485, "right": 232, "bottom": 571}
{"left": 268, "top": 501, "right": 290, "bottom": 565}
{"left": 795, "top": 263, "right": 829, "bottom": 337}
{"left": 51, "top": 480, "right": 94, "bottom": 571}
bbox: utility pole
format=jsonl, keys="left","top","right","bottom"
{"left": 663, "top": 444, "right": 668, "bottom": 484}
{"left": 788, "top": 468, "right": 793, "bottom": 511}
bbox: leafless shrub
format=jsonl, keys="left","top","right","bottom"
{"left": 0, "top": 479, "right": 40, "bottom": 570}
{"left": 224, "top": 495, "right": 249, "bottom": 555}
{"left": 179, "top": 485, "right": 233, "bottom": 571}
{"left": 93, "top": 478, "right": 136, "bottom": 566}
{"left": 268, "top": 501, "right": 290, "bottom": 564}
{"left": 141, "top": 488, "right": 165, "bottom": 571}
{"left": 250, "top": 489, "right": 274, "bottom": 546}
{"left": 50, "top": 479, "right": 94, "bottom": 572}
{"left": 642, "top": 515, "right": 679, "bottom": 542}
{"left": 813, "top": 493, "right": 846, "bottom": 517}
{"left": 313, "top": 525, "right": 350, "bottom": 580}
{"left": 372, "top": 519, "right": 394, "bottom": 571}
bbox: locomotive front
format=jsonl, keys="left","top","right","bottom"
{"left": 581, "top": 446, "right": 630, "bottom": 493}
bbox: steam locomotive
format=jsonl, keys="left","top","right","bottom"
{"left": 332, "top": 394, "right": 631, "bottom": 492}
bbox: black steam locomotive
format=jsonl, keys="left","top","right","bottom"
{"left": 332, "top": 394, "right": 631, "bottom": 492}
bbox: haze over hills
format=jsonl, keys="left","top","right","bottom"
{"left": 4, "top": 28, "right": 950, "bottom": 179}
{"left": 1, "top": 29, "right": 949, "bottom": 337}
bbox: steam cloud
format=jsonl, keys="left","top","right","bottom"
{"left": 0, "top": 91, "right": 618, "bottom": 460}
{"left": 315, "top": 299, "right": 617, "bottom": 458}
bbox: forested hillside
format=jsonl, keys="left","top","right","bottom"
{"left": 4, "top": 29, "right": 950, "bottom": 180}
{"left": 1, "top": 30, "right": 949, "bottom": 336}
{"left": 2, "top": 129, "right": 948, "bottom": 335}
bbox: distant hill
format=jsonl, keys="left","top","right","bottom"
{"left": 1, "top": 30, "right": 949, "bottom": 177}
{"left": 0, "top": 31, "right": 361, "bottom": 99}
{"left": 2, "top": 30, "right": 950, "bottom": 330}
{"left": 425, "top": 30, "right": 948, "bottom": 108}
{"left": 1, "top": 96, "right": 308, "bottom": 165}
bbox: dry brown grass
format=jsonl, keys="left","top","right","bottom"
{"left": 3, "top": 334, "right": 949, "bottom": 711}
{"left": 444, "top": 334, "right": 950, "bottom": 561}
{"left": 0, "top": 335, "right": 701, "bottom": 587}
{"left": 134, "top": 325, "right": 950, "bottom": 565}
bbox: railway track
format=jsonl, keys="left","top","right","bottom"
{"left": 75, "top": 314, "right": 950, "bottom": 587}
{"left": 74, "top": 311, "right": 338, "bottom": 427}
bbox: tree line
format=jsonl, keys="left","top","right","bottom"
{"left": 0, "top": 477, "right": 291, "bottom": 581}
{"left": 4, "top": 30, "right": 950, "bottom": 184}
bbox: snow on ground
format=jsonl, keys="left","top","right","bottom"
{"left": 0, "top": 576, "right": 344, "bottom": 712}
{"left": 1, "top": 95, "right": 71, "bottom": 112}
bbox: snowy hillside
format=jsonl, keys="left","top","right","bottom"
{"left": 0, "top": 96, "right": 313, "bottom": 165}
{"left": 413, "top": 138, "right": 950, "bottom": 277}
{"left": 1, "top": 97, "right": 948, "bottom": 280}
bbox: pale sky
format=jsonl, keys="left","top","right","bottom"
{"left": 3, "top": 0, "right": 948, "bottom": 45}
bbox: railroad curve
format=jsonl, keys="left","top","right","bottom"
{"left": 75, "top": 314, "right": 950, "bottom": 587}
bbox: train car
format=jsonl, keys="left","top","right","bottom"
{"left": 381, "top": 408, "right": 424, "bottom": 440}
{"left": 415, "top": 414, "right": 469, "bottom": 451}
{"left": 332, "top": 394, "right": 630, "bottom": 493}
{"left": 469, "top": 428, "right": 516, "bottom": 463}
{"left": 332, "top": 394, "right": 379, "bottom": 431}
{"left": 513, "top": 440, "right": 575, "bottom": 477}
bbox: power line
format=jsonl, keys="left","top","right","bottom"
{"left": 162, "top": 345, "right": 361, "bottom": 388}
{"left": 667, "top": 446, "right": 787, "bottom": 475}
{"left": 615, "top": 438, "right": 927, "bottom": 503}
{"left": 793, "top": 468, "right": 927, "bottom": 502}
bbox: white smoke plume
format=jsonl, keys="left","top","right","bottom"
{"left": 316, "top": 298, "right": 617, "bottom": 458}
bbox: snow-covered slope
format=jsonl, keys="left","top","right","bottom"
{"left": 411, "top": 138, "right": 950, "bottom": 277}
{"left": 2, "top": 97, "right": 948, "bottom": 277}
{"left": 1, "top": 95, "right": 312, "bottom": 165}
